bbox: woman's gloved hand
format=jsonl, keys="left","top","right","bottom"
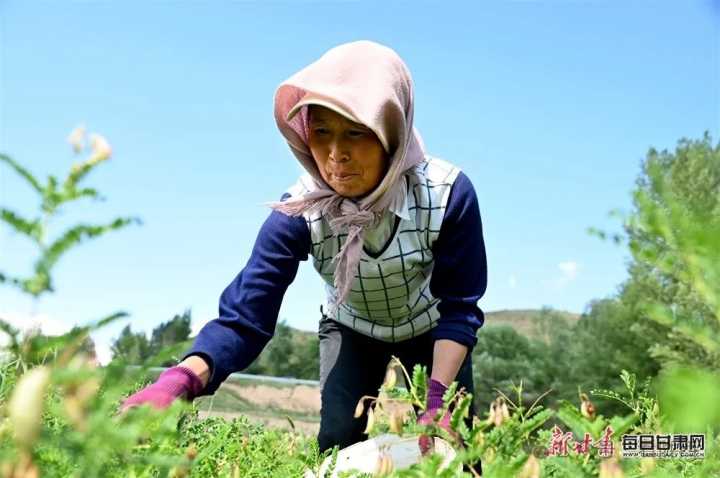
{"left": 417, "top": 378, "right": 458, "bottom": 455}
{"left": 120, "top": 366, "right": 204, "bottom": 413}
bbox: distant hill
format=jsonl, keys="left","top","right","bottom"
{"left": 267, "top": 308, "right": 581, "bottom": 343}
{"left": 483, "top": 309, "right": 581, "bottom": 339}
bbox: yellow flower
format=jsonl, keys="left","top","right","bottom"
{"left": 383, "top": 367, "right": 397, "bottom": 389}
{"left": 580, "top": 393, "right": 596, "bottom": 420}
{"left": 389, "top": 410, "right": 404, "bottom": 434}
{"left": 488, "top": 397, "right": 510, "bottom": 427}
{"left": 599, "top": 459, "right": 625, "bottom": 478}
{"left": 640, "top": 457, "right": 655, "bottom": 475}
{"left": 500, "top": 400, "right": 510, "bottom": 420}
{"left": 373, "top": 448, "right": 394, "bottom": 477}
{"left": 363, "top": 407, "right": 375, "bottom": 434}
{"left": 9, "top": 366, "right": 51, "bottom": 450}
{"left": 486, "top": 400, "right": 496, "bottom": 425}
{"left": 518, "top": 455, "right": 540, "bottom": 478}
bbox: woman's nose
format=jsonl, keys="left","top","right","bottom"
{"left": 329, "top": 140, "right": 350, "bottom": 162}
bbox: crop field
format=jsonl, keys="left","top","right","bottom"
{"left": 1, "top": 349, "right": 719, "bottom": 478}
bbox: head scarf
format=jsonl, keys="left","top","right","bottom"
{"left": 270, "top": 40, "right": 426, "bottom": 310}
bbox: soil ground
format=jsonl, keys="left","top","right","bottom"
{"left": 195, "top": 379, "right": 321, "bottom": 435}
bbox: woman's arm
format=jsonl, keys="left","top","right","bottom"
{"left": 180, "top": 193, "right": 311, "bottom": 395}
{"left": 429, "top": 171, "right": 488, "bottom": 383}
{"left": 430, "top": 339, "right": 468, "bottom": 386}
{"left": 178, "top": 355, "right": 211, "bottom": 388}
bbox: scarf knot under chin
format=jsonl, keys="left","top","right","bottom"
{"left": 271, "top": 193, "right": 382, "bottom": 316}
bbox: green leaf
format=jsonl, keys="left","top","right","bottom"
{"left": 620, "top": 369, "right": 636, "bottom": 398}
{"left": 411, "top": 364, "right": 427, "bottom": 410}
{"left": 555, "top": 400, "right": 605, "bottom": 440}
{"left": 659, "top": 367, "right": 720, "bottom": 431}
{"left": 450, "top": 393, "right": 472, "bottom": 430}
{"left": 36, "top": 216, "right": 142, "bottom": 272}
{"left": 0, "top": 153, "right": 43, "bottom": 193}
{"left": 0, "top": 207, "right": 43, "bottom": 243}
{"left": 518, "top": 408, "right": 554, "bottom": 437}
{"left": 23, "top": 271, "right": 52, "bottom": 297}
{"left": 607, "top": 413, "right": 639, "bottom": 437}
{"left": 441, "top": 381, "right": 458, "bottom": 407}
{"left": 63, "top": 158, "right": 104, "bottom": 193}
{"left": 0, "top": 316, "right": 20, "bottom": 340}
{"left": 61, "top": 186, "right": 105, "bottom": 205}
{"left": 41, "top": 175, "right": 62, "bottom": 214}
{"left": 73, "top": 187, "right": 104, "bottom": 201}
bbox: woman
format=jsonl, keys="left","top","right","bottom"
{"left": 121, "top": 40, "right": 488, "bottom": 455}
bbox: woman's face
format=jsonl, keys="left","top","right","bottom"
{"left": 307, "top": 105, "right": 388, "bottom": 198}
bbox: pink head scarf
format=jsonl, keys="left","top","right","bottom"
{"left": 270, "top": 40, "right": 426, "bottom": 310}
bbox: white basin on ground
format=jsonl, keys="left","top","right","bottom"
{"left": 303, "top": 433, "right": 460, "bottom": 478}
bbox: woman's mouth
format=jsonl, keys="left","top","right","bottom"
{"left": 332, "top": 173, "right": 358, "bottom": 182}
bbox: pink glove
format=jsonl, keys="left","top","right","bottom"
{"left": 120, "top": 366, "right": 204, "bottom": 412}
{"left": 417, "top": 379, "right": 456, "bottom": 455}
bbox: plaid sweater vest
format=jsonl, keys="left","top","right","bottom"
{"left": 287, "top": 156, "right": 461, "bottom": 342}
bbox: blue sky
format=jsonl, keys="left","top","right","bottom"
{"left": 1, "top": 1, "right": 718, "bottom": 364}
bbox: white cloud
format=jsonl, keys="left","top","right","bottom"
{"left": 542, "top": 261, "right": 581, "bottom": 292}
{"left": 558, "top": 261, "right": 579, "bottom": 281}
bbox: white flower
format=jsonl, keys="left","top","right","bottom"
{"left": 67, "top": 124, "right": 87, "bottom": 154}
{"left": 88, "top": 133, "right": 112, "bottom": 163}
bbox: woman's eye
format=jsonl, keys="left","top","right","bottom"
{"left": 314, "top": 128, "right": 329, "bottom": 135}
{"left": 348, "top": 130, "right": 366, "bottom": 137}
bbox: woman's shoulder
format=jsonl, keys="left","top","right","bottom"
{"left": 280, "top": 174, "right": 326, "bottom": 227}
{"left": 284, "top": 173, "right": 316, "bottom": 198}
{"left": 407, "top": 155, "right": 462, "bottom": 189}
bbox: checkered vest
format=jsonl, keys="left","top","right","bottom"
{"left": 287, "top": 156, "right": 460, "bottom": 342}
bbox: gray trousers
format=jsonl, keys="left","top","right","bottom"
{"left": 317, "top": 314, "right": 475, "bottom": 453}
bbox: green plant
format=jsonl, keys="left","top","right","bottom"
{"left": 0, "top": 125, "right": 140, "bottom": 299}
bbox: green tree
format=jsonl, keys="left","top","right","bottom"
{"left": 471, "top": 303, "right": 663, "bottom": 418}
{"left": 620, "top": 132, "right": 720, "bottom": 371}
{"left": 110, "top": 325, "right": 150, "bottom": 364}
{"left": 292, "top": 333, "right": 320, "bottom": 379}
{"left": 109, "top": 310, "right": 194, "bottom": 366}
{"left": 559, "top": 298, "right": 661, "bottom": 416}
{"left": 149, "top": 309, "right": 193, "bottom": 364}
{"left": 244, "top": 321, "right": 320, "bottom": 379}
{"left": 472, "top": 325, "right": 553, "bottom": 412}
{"left": 67, "top": 325, "right": 97, "bottom": 359}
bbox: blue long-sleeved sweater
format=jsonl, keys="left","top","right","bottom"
{"left": 182, "top": 171, "right": 487, "bottom": 395}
